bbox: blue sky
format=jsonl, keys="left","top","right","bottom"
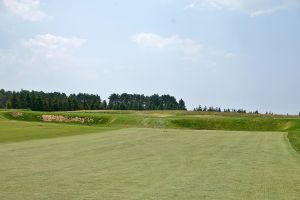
{"left": 0, "top": 0, "right": 300, "bottom": 113}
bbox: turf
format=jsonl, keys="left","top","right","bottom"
{"left": 0, "top": 116, "right": 114, "bottom": 143}
{"left": 2, "top": 110, "right": 300, "bottom": 152}
{"left": 1, "top": 128, "right": 300, "bottom": 200}
{"left": 288, "top": 129, "right": 300, "bottom": 153}
{"left": 2, "top": 110, "right": 297, "bottom": 131}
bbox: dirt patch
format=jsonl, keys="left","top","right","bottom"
{"left": 42, "top": 115, "right": 94, "bottom": 123}
{"left": 11, "top": 112, "right": 23, "bottom": 118}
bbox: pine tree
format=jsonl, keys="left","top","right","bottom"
{"left": 11, "top": 92, "right": 20, "bottom": 108}
{"left": 178, "top": 99, "right": 186, "bottom": 110}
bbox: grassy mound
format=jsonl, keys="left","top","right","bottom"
{"left": 170, "top": 117, "right": 292, "bottom": 131}
{"left": 3, "top": 111, "right": 112, "bottom": 125}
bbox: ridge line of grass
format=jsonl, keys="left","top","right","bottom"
{"left": 1, "top": 110, "right": 300, "bottom": 153}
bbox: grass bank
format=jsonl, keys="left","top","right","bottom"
{"left": 1, "top": 110, "right": 300, "bottom": 152}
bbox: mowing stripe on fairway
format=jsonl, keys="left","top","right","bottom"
{"left": 1, "top": 128, "right": 300, "bottom": 200}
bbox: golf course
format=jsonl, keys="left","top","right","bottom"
{"left": 1, "top": 110, "right": 300, "bottom": 199}
{"left": 1, "top": 0, "right": 299, "bottom": 199}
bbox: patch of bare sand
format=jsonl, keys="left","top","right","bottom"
{"left": 42, "top": 115, "right": 94, "bottom": 123}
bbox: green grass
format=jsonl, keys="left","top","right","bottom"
{"left": 2, "top": 110, "right": 298, "bottom": 130}
{"left": 1, "top": 128, "right": 300, "bottom": 199}
{"left": 170, "top": 116, "right": 291, "bottom": 131}
{"left": 0, "top": 116, "right": 115, "bottom": 143}
{"left": 2, "top": 110, "right": 300, "bottom": 152}
{"left": 1, "top": 110, "right": 300, "bottom": 199}
{"left": 288, "top": 129, "right": 300, "bottom": 152}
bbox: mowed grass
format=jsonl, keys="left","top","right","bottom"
{"left": 1, "top": 111, "right": 300, "bottom": 199}
{"left": 1, "top": 128, "right": 300, "bottom": 200}
{"left": 0, "top": 116, "right": 114, "bottom": 143}
{"left": 3, "top": 110, "right": 300, "bottom": 152}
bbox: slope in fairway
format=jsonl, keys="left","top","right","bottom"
{"left": 1, "top": 128, "right": 300, "bottom": 200}
{"left": 0, "top": 118, "right": 113, "bottom": 143}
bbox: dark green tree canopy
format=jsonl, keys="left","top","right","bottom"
{"left": 108, "top": 93, "right": 186, "bottom": 110}
{"left": 0, "top": 89, "right": 186, "bottom": 111}
{"left": 0, "top": 89, "right": 104, "bottom": 111}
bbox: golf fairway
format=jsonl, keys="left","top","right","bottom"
{"left": 1, "top": 128, "right": 300, "bottom": 200}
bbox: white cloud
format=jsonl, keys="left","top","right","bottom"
{"left": 0, "top": 34, "right": 91, "bottom": 87}
{"left": 185, "top": 0, "right": 299, "bottom": 17}
{"left": 131, "top": 32, "right": 239, "bottom": 67}
{"left": 131, "top": 32, "right": 202, "bottom": 58}
{"left": 23, "top": 34, "right": 86, "bottom": 60}
{"left": 2, "top": 0, "right": 48, "bottom": 21}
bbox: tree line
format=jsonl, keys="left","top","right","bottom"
{"left": 194, "top": 105, "right": 259, "bottom": 114}
{"left": 108, "top": 93, "right": 186, "bottom": 110}
{"left": 0, "top": 89, "right": 186, "bottom": 111}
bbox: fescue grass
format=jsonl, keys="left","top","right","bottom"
{"left": 1, "top": 128, "right": 300, "bottom": 199}
{"left": 3, "top": 110, "right": 298, "bottom": 130}
{"left": 288, "top": 129, "right": 300, "bottom": 153}
{"left": 170, "top": 117, "right": 291, "bottom": 131}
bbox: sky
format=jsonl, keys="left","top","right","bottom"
{"left": 0, "top": 0, "right": 300, "bottom": 114}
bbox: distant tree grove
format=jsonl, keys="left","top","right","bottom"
{"left": 194, "top": 105, "right": 259, "bottom": 114}
{"left": 108, "top": 93, "right": 186, "bottom": 110}
{"left": 0, "top": 89, "right": 186, "bottom": 111}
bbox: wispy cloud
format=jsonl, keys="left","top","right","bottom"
{"left": 185, "top": 0, "right": 299, "bottom": 17}
{"left": 2, "top": 0, "right": 48, "bottom": 21}
{"left": 131, "top": 32, "right": 202, "bottom": 59}
{"left": 23, "top": 34, "right": 86, "bottom": 60}
{"left": 0, "top": 34, "right": 89, "bottom": 86}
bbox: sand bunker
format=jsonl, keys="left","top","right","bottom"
{"left": 42, "top": 115, "right": 94, "bottom": 123}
